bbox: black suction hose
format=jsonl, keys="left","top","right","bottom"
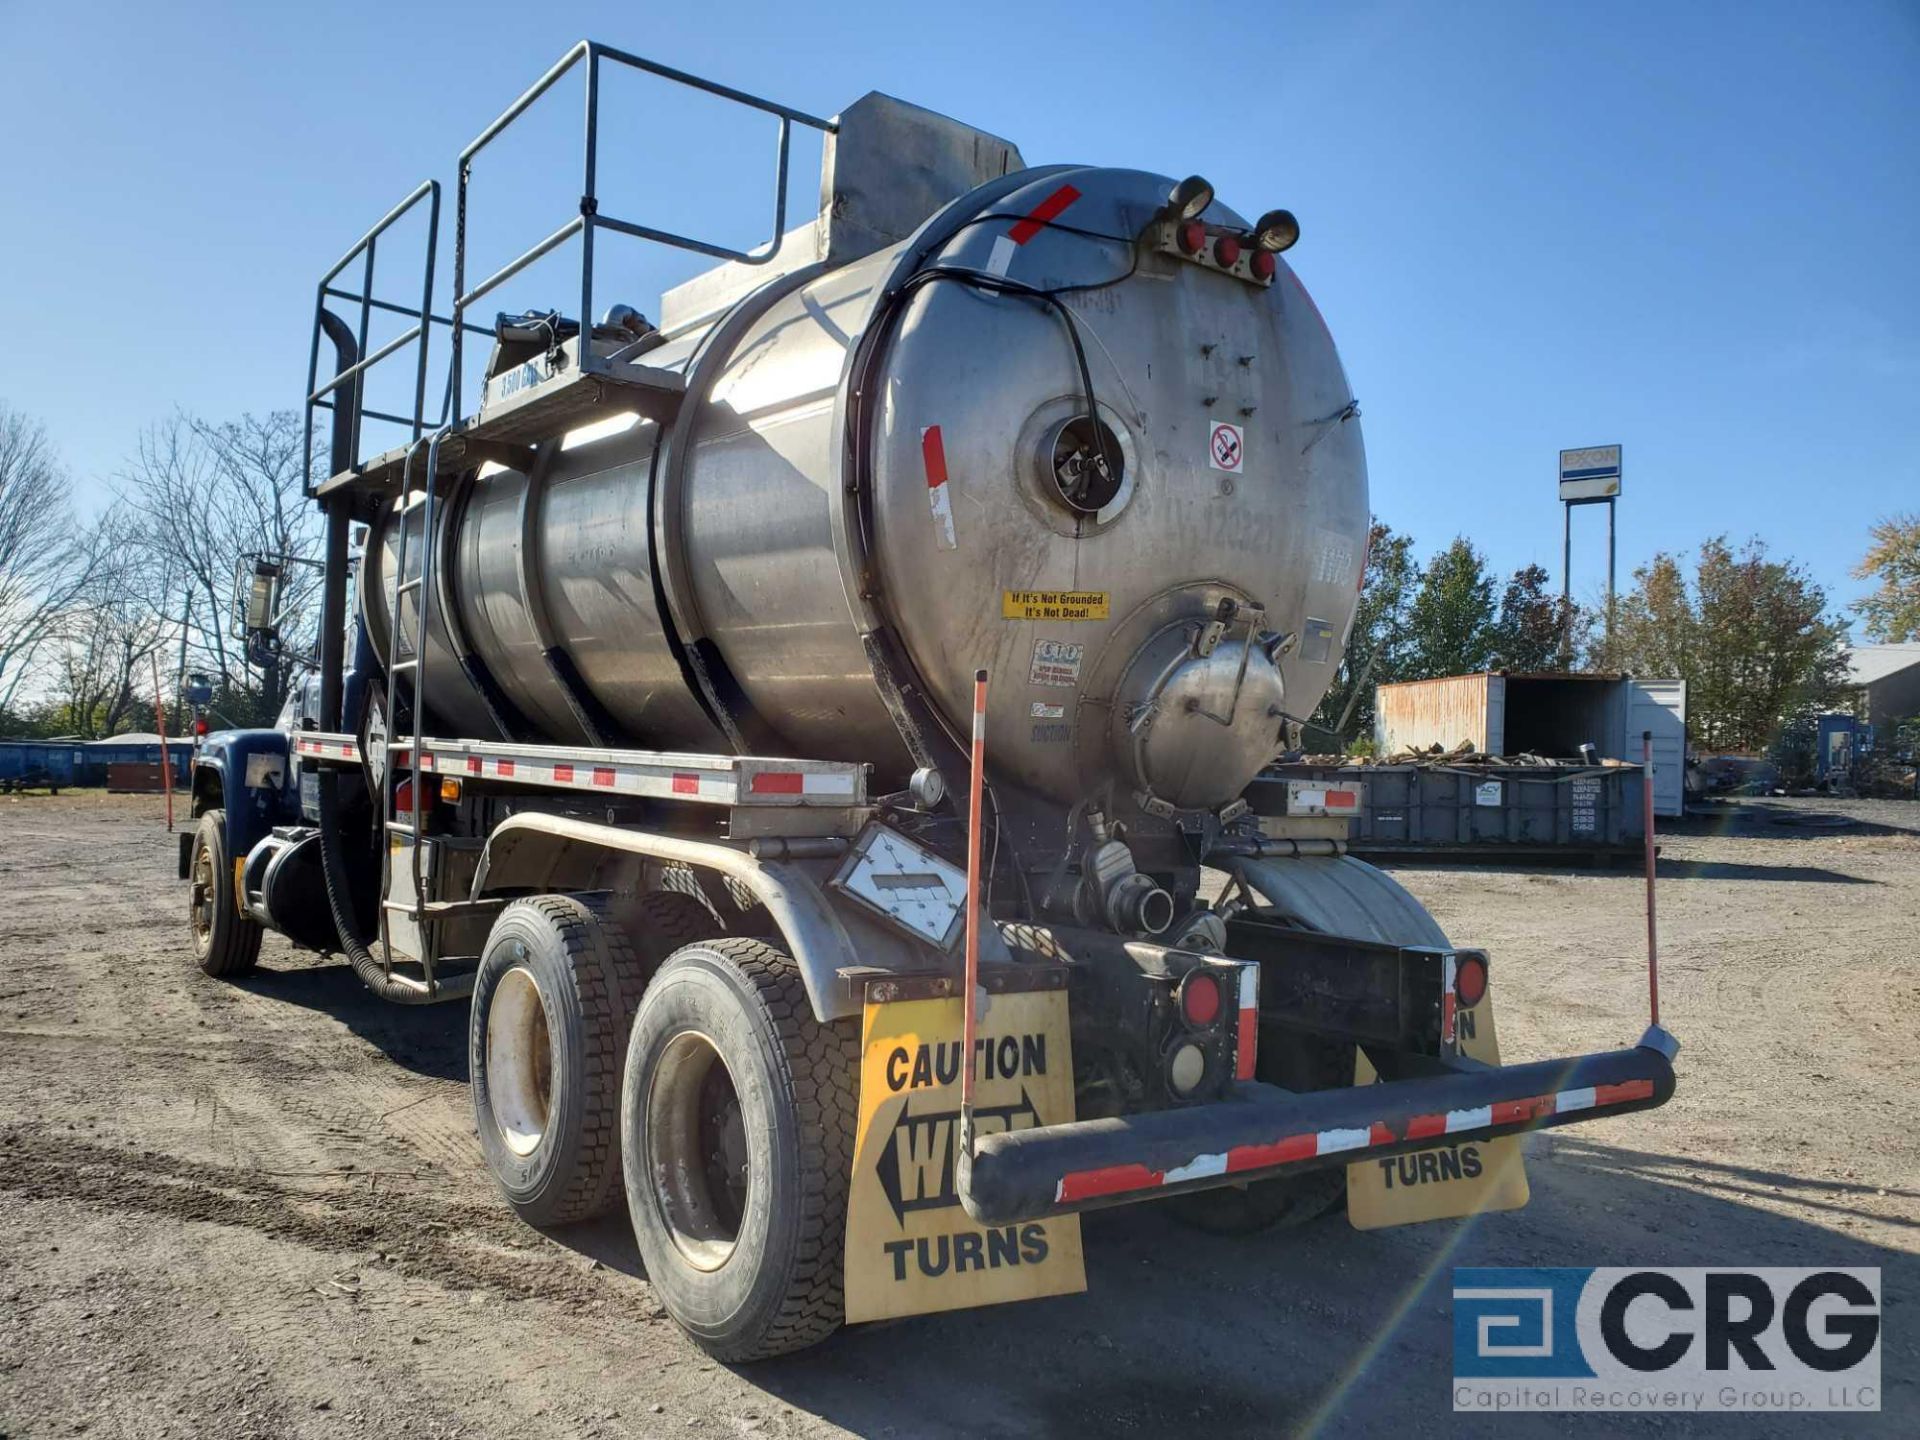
{"left": 313, "top": 309, "right": 433, "bottom": 1003}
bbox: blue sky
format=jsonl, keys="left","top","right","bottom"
{"left": 1, "top": 1, "right": 1914, "bottom": 622}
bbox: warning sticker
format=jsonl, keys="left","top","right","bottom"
{"left": 1208, "top": 421, "right": 1244, "bottom": 472}
{"left": 1002, "top": 590, "right": 1109, "bottom": 622}
{"left": 1347, "top": 985, "right": 1528, "bottom": 1229}
{"left": 1028, "top": 638, "right": 1084, "bottom": 687}
{"left": 1029, "top": 701, "right": 1066, "bottom": 720}
{"left": 845, "top": 990, "right": 1086, "bottom": 1322}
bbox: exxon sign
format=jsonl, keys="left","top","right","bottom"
{"left": 1559, "top": 445, "right": 1622, "bottom": 501}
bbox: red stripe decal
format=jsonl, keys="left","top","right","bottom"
{"left": 1226, "top": 1132, "right": 1318, "bottom": 1173}
{"left": 495, "top": 759, "right": 515, "bottom": 778}
{"left": 1235, "top": 1005, "right": 1258, "bottom": 1081}
{"left": 1057, "top": 1162, "right": 1162, "bottom": 1204}
{"left": 1492, "top": 1095, "right": 1556, "bottom": 1128}
{"left": 672, "top": 773, "right": 699, "bottom": 795}
{"left": 591, "top": 766, "right": 616, "bottom": 787}
{"left": 553, "top": 763, "right": 574, "bottom": 783}
{"left": 751, "top": 772, "right": 805, "bottom": 795}
{"left": 1369, "top": 1120, "right": 1398, "bottom": 1147}
{"left": 921, "top": 425, "right": 949, "bottom": 489}
{"left": 466, "top": 756, "right": 481, "bottom": 775}
{"left": 1326, "top": 790, "right": 1358, "bottom": 808}
{"left": 1008, "top": 184, "right": 1082, "bottom": 245}
{"left": 1595, "top": 1078, "right": 1655, "bottom": 1106}
{"left": 1441, "top": 991, "right": 1457, "bottom": 1046}
{"left": 1406, "top": 1112, "right": 1448, "bottom": 1141}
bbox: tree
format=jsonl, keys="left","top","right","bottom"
{"left": 1309, "top": 520, "right": 1419, "bottom": 748}
{"left": 1489, "top": 563, "right": 1577, "bottom": 672}
{"left": 1853, "top": 512, "right": 1920, "bottom": 643}
{"left": 0, "top": 402, "right": 106, "bottom": 715}
{"left": 48, "top": 509, "right": 177, "bottom": 738}
{"left": 1597, "top": 536, "right": 1850, "bottom": 752}
{"left": 1405, "top": 537, "right": 1497, "bottom": 679}
{"left": 119, "top": 410, "right": 321, "bottom": 723}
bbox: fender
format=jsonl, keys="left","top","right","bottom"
{"left": 471, "top": 813, "right": 925, "bottom": 1022}
{"left": 191, "top": 729, "right": 300, "bottom": 867}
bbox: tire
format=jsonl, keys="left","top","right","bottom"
{"left": 470, "top": 895, "right": 640, "bottom": 1227}
{"left": 622, "top": 938, "right": 858, "bottom": 1362}
{"left": 628, "top": 889, "right": 723, "bottom": 973}
{"left": 188, "top": 809, "right": 262, "bottom": 978}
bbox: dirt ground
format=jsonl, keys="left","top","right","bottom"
{"left": 0, "top": 791, "right": 1913, "bottom": 1439}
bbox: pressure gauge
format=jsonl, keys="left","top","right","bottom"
{"left": 829, "top": 823, "right": 969, "bottom": 951}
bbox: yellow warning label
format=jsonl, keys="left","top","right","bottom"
{"left": 844, "top": 989, "right": 1086, "bottom": 1323}
{"left": 1001, "top": 590, "right": 1109, "bottom": 622}
{"left": 1346, "top": 992, "right": 1530, "bottom": 1229}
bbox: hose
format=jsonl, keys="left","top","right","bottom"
{"left": 316, "top": 763, "right": 436, "bottom": 1003}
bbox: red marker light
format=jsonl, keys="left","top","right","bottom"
{"left": 1177, "top": 220, "right": 1206, "bottom": 255}
{"left": 193, "top": 717, "right": 209, "bottom": 738}
{"left": 1455, "top": 954, "right": 1488, "bottom": 1009}
{"left": 1179, "top": 971, "right": 1222, "bottom": 1027}
{"left": 1213, "top": 234, "right": 1243, "bottom": 268}
{"left": 1250, "top": 250, "right": 1276, "bottom": 281}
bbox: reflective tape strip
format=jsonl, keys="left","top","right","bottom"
{"left": 1441, "top": 953, "right": 1458, "bottom": 1047}
{"left": 1235, "top": 964, "right": 1259, "bottom": 1082}
{"left": 1007, "top": 183, "right": 1082, "bottom": 244}
{"left": 1051, "top": 1077, "right": 1658, "bottom": 1204}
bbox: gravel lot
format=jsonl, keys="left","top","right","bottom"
{"left": 0, "top": 791, "right": 1914, "bottom": 1438}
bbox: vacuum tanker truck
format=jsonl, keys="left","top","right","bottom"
{"left": 181, "top": 42, "right": 1678, "bottom": 1360}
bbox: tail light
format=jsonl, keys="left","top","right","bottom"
{"left": 193, "top": 717, "right": 209, "bottom": 738}
{"left": 1249, "top": 250, "right": 1276, "bottom": 282}
{"left": 1177, "top": 219, "right": 1206, "bottom": 255}
{"left": 393, "top": 779, "right": 413, "bottom": 815}
{"left": 1212, "top": 234, "right": 1242, "bottom": 268}
{"left": 1455, "top": 954, "right": 1488, "bottom": 1008}
{"left": 1178, "top": 970, "right": 1222, "bottom": 1027}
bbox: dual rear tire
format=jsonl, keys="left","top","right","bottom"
{"left": 467, "top": 894, "right": 856, "bottom": 1361}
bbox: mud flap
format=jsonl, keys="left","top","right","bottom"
{"left": 1347, "top": 990, "right": 1530, "bottom": 1228}
{"left": 845, "top": 986, "right": 1086, "bottom": 1323}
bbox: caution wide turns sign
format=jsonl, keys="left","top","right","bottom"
{"left": 844, "top": 990, "right": 1086, "bottom": 1323}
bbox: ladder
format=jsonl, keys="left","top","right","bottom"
{"left": 378, "top": 429, "right": 495, "bottom": 990}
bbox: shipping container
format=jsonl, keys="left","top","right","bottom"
{"left": 1372, "top": 672, "right": 1686, "bottom": 817}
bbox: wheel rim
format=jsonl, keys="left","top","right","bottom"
{"left": 486, "top": 965, "right": 553, "bottom": 1157}
{"left": 646, "top": 1030, "right": 749, "bottom": 1272}
{"left": 189, "top": 844, "right": 216, "bottom": 954}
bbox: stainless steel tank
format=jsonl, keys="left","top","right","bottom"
{"left": 367, "top": 165, "right": 1368, "bottom": 812}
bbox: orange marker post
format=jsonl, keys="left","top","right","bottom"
{"left": 151, "top": 652, "right": 174, "bottom": 833}
{"left": 959, "top": 668, "right": 989, "bottom": 1147}
{"left": 1642, "top": 731, "right": 1659, "bottom": 1027}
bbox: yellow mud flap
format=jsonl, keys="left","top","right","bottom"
{"left": 845, "top": 982, "right": 1086, "bottom": 1323}
{"left": 1347, "top": 992, "right": 1530, "bottom": 1229}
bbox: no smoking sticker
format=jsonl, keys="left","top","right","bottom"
{"left": 1208, "top": 421, "right": 1244, "bottom": 472}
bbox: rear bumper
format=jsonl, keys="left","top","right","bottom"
{"left": 959, "top": 1025, "right": 1678, "bottom": 1225}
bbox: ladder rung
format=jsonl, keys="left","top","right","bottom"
{"left": 383, "top": 898, "right": 508, "bottom": 920}
{"left": 398, "top": 491, "right": 435, "bottom": 513}
{"left": 397, "top": 576, "right": 426, "bottom": 594}
{"left": 390, "top": 658, "right": 418, "bottom": 672}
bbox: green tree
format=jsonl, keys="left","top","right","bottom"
{"left": 1489, "top": 563, "right": 1577, "bottom": 672}
{"left": 1308, "top": 520, "right": 1419, "bottom": 748}
{"left": 1405, "top": 537, "right": 1497, "bottom": 679}
{"left": 1597, "top": 536, "right": 1850, "bottom": 752}
{"left": 1853, "top": 512, "right": 1920, "bottom": 643}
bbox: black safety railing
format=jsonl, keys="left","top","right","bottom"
{"left": 303, "top": 180, "right": 496, "bottom": 494}
{"left": 448, "top": 40, "right": 838, "bottom": 418}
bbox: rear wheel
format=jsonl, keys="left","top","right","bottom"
{"left": 622, "top": 938, "right": 857, "bottom": 1361}
{"left": 188, "top": 809, "right": 262, "bottom": 978}
{"left": 470, "top": 895, "right": 641, "bottom": 1226}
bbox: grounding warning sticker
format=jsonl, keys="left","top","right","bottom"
{"left": 1003, "top": 590, "right": 1109, "bottom": 622}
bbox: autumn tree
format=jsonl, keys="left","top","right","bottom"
{"left": 1489, "top": 563, "right": 1577, "bottom": 672}
{"left": 1853, "top": 512, "right": 1920, "bottom": 643}
{"left": 1597, "top": 536, "right": 1849, "bottom": 751}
